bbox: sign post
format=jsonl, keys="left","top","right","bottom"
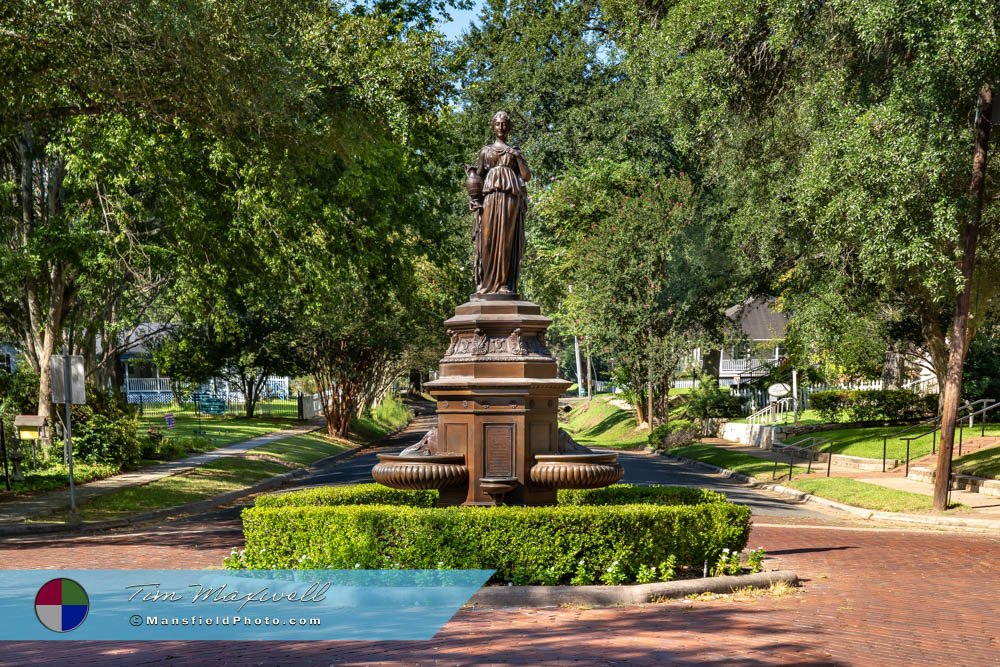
{"left": 792, "top": 369, "right": 799, "bottom": 424}
{"left": 50, "top": 347, "right": 85, "bottom": 519}
{"left": 0, "top": 419, "right": 9, "bottom": 491}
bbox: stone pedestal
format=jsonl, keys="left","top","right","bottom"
{"left": 423, "top": 296, "right": 570, "bottom": 505}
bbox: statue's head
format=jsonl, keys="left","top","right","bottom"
{"left": 492, "top": 111, "right": 511, "bottom": 140}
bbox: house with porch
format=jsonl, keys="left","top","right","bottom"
{"left": 674, "top": 296, "right": 789, "bottom": 389}
{"left": 118, "top": 324, "right": 290, "bottom": 404}
{"left": 716, "top": 297, "right": 789, "bottom": 387}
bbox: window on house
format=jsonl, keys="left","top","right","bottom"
{"left": 0, "top": 353, "right": 10, "bottom": 373}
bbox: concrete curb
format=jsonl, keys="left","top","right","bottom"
{"left": 0, "top": 446, "right": 363, "bottom": 537}
{"left": 467, "top": 570, "right": 799, "bottom": 608}
{"left": 660, "top": 452, "right": 1000, "bottom": 530}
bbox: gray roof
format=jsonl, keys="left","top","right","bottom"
{"left": 726, "top": 297, "right": 788, "bottom": 341}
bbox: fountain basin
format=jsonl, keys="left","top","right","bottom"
{"left": 371, "top": 453, "right": 469, "bottom": 490}
{"left": 530, "top": 453, "right": 624, "bottom": 489}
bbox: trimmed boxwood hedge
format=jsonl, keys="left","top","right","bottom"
{"left": 238, "top": 484, "right": 751, "bottom": 585}
{"left": 256, "top": 485, "right": 437, "bottom": 508}
{"left": 258, "top": 483, "right": 725, "bottom": 509}
{"left": 557, "top": 484, "right": 727, "bottom": 506}
{"left": 810, "top": 389, "right": 937, "bottom": 422}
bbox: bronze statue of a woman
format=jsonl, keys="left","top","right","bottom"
{"left": 466, "top": 111, "right": 531, "bottom": 295}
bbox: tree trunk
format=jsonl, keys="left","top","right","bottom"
{"left": 934, "top": 83, "right": 992, "bottom": 511}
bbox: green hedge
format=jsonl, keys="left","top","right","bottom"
{"left": 256, "top": 483, "right": 726, "bottom": 509}
{"left": 238, "top": 500, "right": 751, "bottom": 585}
{"left": 810, "top": 389, "right": 936, "bottom": 423}
{"left": 557, "top": 484, "right": 726, "bottom": 506}
{"left": 255, "top": 485, "right": 437, "bottom": 508}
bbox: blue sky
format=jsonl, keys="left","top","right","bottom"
{"left": 438, "top": 2, "right": 483, "bottom": 42}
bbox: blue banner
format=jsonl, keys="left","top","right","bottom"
{"left": 0, "top": 569, "right": 493, "bottom": 640}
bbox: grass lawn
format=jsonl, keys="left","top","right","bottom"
{"left": 50, "top": 457, "right": 291, "bottom": 522}
{"left": 350, "top": 396, "right": 412, "bottom": 443}
{"left": 952, "top": 443, "right": 1000, "bottom": 479}
{"left": 784, "top": 423, "right": 1000, "bottom": 462}
{"left": 253, "top": 431, "right": 349, "bottom": 466}
{"left": 729, "top": 409, "right": 827, "bottom": 426}
{"left": 670, "top": 444, "right": 807, "bottom": 479}
{"left": 786, "top": 478, "right": 949, "bottom": 513}
{"left": 561, "top": 398, "right": 649, "bottom": 449}
{"left": 140, "top": 414, "right": 297, "bottom": 450}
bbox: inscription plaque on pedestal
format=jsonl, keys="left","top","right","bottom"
{"left": 483, "top": 424, "right": 514, "bottom": 478}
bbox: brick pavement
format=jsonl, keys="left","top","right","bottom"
{"left": 1, "top": 516, "right": 998, "bottom": 666}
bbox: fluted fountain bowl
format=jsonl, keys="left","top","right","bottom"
{"left": 530, "top": 452, "right": 624, "bottom": 489}
{"left": 371, "top": 453, "right": 469, "bottom": 490}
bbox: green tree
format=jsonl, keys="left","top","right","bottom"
{"left": 617, "top": 0, "right": 1000, "bottom": 507}
{"left": 539, "top": 161, "right": 732, "bottom": 424}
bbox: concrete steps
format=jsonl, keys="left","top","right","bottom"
{"left": 908, "top": 466, "right": 1000, "bottom": 497}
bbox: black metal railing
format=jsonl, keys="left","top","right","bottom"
{"left": 770, "top": 436, "right": 834, "bottom": 482}
{"left": 893, "top": 399, "right": 1000, "bottom": 477}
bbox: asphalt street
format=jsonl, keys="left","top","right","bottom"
{"left": 274, "top": 415, "right": 828, "bottom": 519}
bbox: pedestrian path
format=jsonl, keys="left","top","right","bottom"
{"left": 0, "top": 421, "right": 321, "bottom": 524}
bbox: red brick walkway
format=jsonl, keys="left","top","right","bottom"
{"left": 1, "top": 519, "right": 998, "bottom": 666}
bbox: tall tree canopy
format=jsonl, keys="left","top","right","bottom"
{"left": 614, "top": 0, "right": 999, "bottom": 505}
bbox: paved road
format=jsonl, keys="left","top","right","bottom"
{"left": 5, "top": 416, "right": 1000, "bottom": 665}
{"left": 277, "top": 417, "right": 829, "bottom": 519}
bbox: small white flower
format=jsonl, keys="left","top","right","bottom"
{"left": 722, "top": 548, "right": 730, "bottom": 554}
{"left": 354, "top": 563, "right": 361, "bottom": 569}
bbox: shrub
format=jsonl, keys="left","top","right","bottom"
{"left": 71, "top": 390, "right": 143, "bottom": 468}
{"left": 809, "top": 389, "right": 933, "bottom": 423}
{"left": 238, "top": 500, "right": 752, "bottom": 585}
{"left": 810, "top": 390, "right": 852, "bottom": 422}
{"left": 682, "top": 378, "right": 745, "bottom": 421}
{"left": 557, "top": 484, "right": 726, "bottom": 506}
{"left": 255, "top": 484, "right": 438, "bottom": 508}
{"left": 647, "top": 419, "right": 699, "bottom": 449}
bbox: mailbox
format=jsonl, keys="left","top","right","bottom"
{"left": 13, "top": 415, "right": 48, "bottom": 441}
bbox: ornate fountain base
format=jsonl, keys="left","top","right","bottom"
{"left": 373, "top": 295, "right": 621, "bottom": 506}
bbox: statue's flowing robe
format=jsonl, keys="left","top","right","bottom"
{"left": 475, "top": 145, "right": 526, "bottom": 294}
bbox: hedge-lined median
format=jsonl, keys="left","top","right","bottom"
{"left": 257, "top": 485, "right": 437, "bottom": 508}
{"left": 235, "top": 484, "right": 751, "bottom": 585}
{"left": 258, "top": 483, "right": 727, "bottom": 509}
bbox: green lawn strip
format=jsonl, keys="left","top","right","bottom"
{"left": 350, "top": 396, "right": 414, "bottom": 443}
{"left": 140, "top": 415, "right": 298, "bottom": 450}
{"left": 786, "top": 478, "right": 944, "bottom": 513}
{"left": 952, "top": 443, "right": 1000, "bottom": 479}
{"left": 252, "top": 431, "right": 349, "bottom": 467}
{"left": 670, "top": 444, "right": 808, "bottom": 478}
{"left": 0, "top": 462, "right": 120, "bottom": 500}
{"left": 561, "top": 398, "right": 648, "bottom": 449}
{"left": 54, "top": 457, "right": 291, "bottom": 522}
{"left": 784, "top": 423, "right": 1000, "bottom": 462}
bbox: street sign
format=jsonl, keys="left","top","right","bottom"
{"left": 49, "top": 356, "right": 86, "bottom": 404}
{"left": 767, "top": 382, "right": 791, "bottom": 398}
